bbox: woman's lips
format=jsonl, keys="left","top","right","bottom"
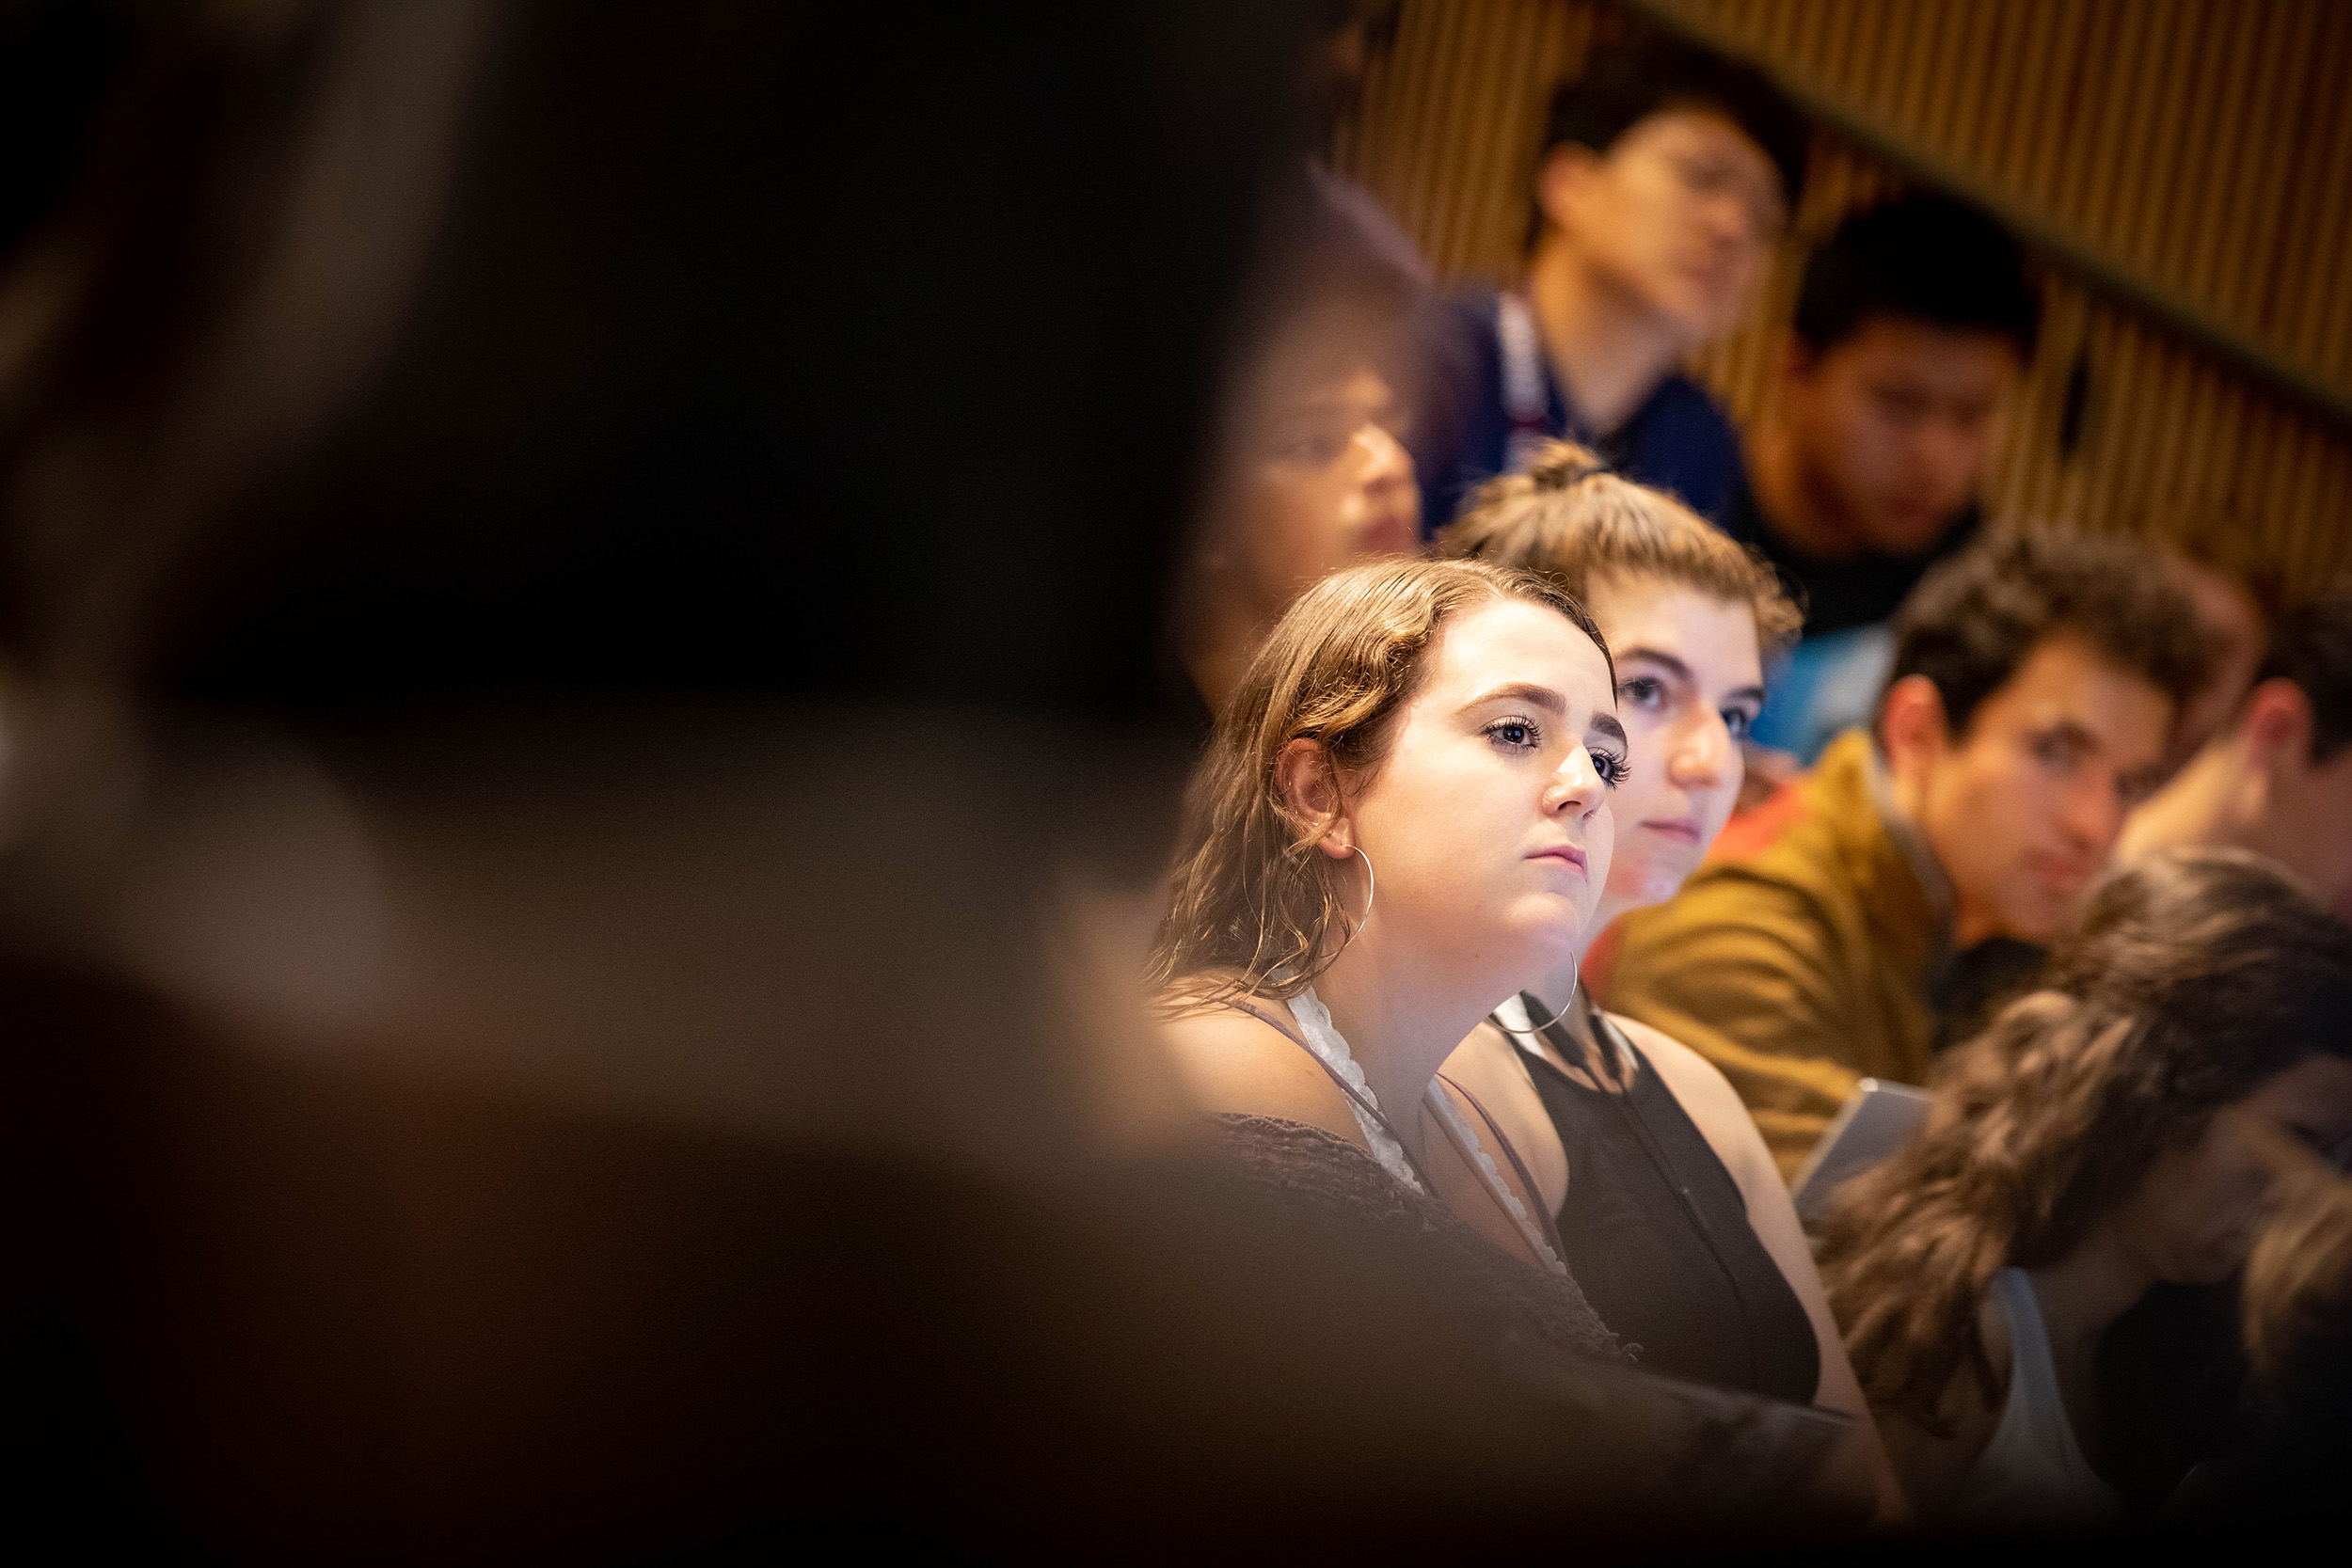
{"left": 1641, "top": 816, "right": 1704, "bottom": 846}
{"left": 1528, "top": 845, "right": 1589, "bottom": 875}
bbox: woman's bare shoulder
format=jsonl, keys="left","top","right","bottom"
{"left": 1158, "top": 1003, "right": 1364, "bottom": 1146}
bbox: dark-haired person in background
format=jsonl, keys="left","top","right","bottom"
{"left": 2123, "top": 589, "right": 2352, "bottom": 922}
{"left": 2100, "top": 592, "right": 2352, "bottom": 1516}
{"left": 1407, "top": 38, "right": 1805, "bottom": 534}
{"left": 1817, "top": 850, "right": 2352, "bottom": 1526}
{"left": 1604, "top": 531, "right": 2206, "bottom": 1176}
{"left": 1176, "top": 241, "right": 1422, "bottom": 725}
{"left": 1739, "top": 194, "right": 2039, "bottom": 764}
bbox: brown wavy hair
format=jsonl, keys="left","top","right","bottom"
{"left": 1149, "top": 556, "right": 1608, "bottom": 1006}
{"left": 1816, "top": 848, "right": 2352, "bottom": 1430}
{"left": 1436, "top": 440, "right": 1802, "bottom": 657}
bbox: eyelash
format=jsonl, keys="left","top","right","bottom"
{"left": 1486, "top": 718, "right": 1541, "bottom": 752}
{"left": 1486, "top": 718, "right": 1629, "bottom": 789}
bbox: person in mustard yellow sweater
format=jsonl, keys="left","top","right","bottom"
{"left": 1605, "top": 531, "right": 2207, "bottom": 1176}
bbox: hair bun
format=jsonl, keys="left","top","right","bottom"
{"left": 1527, "top": 440, "right": 1609, "bottom": 493}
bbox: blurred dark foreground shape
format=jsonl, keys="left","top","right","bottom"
{"left": 0, "top": 3, "right": 1848, "bottom": 1553}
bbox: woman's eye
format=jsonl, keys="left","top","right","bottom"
{"left": 1722, "top": 706, "right": 1754, "bottom": 741}
{"left": 1620, "top": 675, "right": 1666, "bottom": 711}
{"left": 1486, "top": 719, "right": 1540, "bottom": 751}
{"left": 1591, "top": 748, "right": 1628, "bottom": 787}
{"left": 1270, "top": 424, "right": 1353, "bottom": 466}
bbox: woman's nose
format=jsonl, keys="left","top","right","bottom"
{"left": 1544, "top": 746, "right": 1607, "bottom": 816}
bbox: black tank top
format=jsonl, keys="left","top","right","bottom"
{"left": 1514, "top": 999, "right": 1820, "bottom": 1402}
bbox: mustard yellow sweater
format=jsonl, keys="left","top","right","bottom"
{"left": 1604, "top": 731, "right": 1948, "bottom": 1180}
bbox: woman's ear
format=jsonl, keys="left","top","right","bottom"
{"left": 1274, "top": 738, "right": 1357, "bottom": 859}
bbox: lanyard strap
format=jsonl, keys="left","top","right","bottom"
{"left": 1495, "top": 291, "right": 1555, "bottom": 474}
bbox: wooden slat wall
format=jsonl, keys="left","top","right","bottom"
{"left": 1334, "top": 0, "right": 2352, "bottom": 590}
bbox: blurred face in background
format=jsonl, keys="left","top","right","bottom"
{"left": 1780, "top": 317, "right": 2020, "bottom": 555}
{"left": 1889, "top": 635, "right": 2173, "bottom": 944}
{"left": 1581, "top": 572, "right": 1765, "bottom": 915}
{"left": 1538, "top": 108, "right": 1788, "bottom": 349}
{"left": 2109, "top": 1055, "right": 2352, "bottom": 1284}
{"left": 1211, "top": 300, "right": 1419, "bottom": 626}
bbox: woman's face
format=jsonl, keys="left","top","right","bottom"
{"left": 2112, "top": 1052, "right": 2352, "bottom": 1285}
{"left": 1339, "top": 596, "right": 1621, "bottom": 997}
{"left": 1581, "top": 573, "right": 1763, "bottom": 916}
{"left": 1224, "top": 341, "right": 1420, "bottom": 621}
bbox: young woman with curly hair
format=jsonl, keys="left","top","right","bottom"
{"left": 1817, "top": 849, "right": 2352, "bottom": 1526}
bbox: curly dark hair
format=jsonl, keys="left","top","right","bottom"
{"left": 1884, "top": 528, "right": 2212, "bottom": 742}
{"left": 1816, "top": 848, "right": 2352, "bottom": 1430}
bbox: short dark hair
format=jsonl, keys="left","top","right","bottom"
{"left": 2254, "top": 590, "right": 2352, "bottom": 763}
{"left": 1528, "top": 38, "right": 1806, "bottom": 251}
{"left": 1794, "top": 193, "right": 2039, "bottom": 359}
{"left": 1884, "top": 530, "right": 2210, "bottom": 741}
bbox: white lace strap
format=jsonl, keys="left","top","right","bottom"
{"left": 1286, "top": 991, "right": 1426, "bottom": 1195}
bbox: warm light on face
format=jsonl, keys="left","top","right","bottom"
{"left": 1232, "top": 360, "right": 1421, "bottom": 617}
{"left": 1787, "top": 317, "right": 2021, "bottom": 555}
{"left": 1551, "top": 109, "right": 1786, "bottom": 346}
{"left": 1918, "top": 637, "right": 2174, "bottom": 945}
{"left": 1343, "top": 598, "right": 1622, "bottom": 995}
{"left": 1582, "top": 574, "right": 1764, "bottom": 920}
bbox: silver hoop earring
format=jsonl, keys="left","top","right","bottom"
{"left": 1493, "top": 964, "right": 1581, "bottom": 1038}
{"left": 1349, "top": 843, "right": 1376, "bottom": 935}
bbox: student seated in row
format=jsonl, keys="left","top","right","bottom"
{"left": 1176, "top": 241, "right": 1422, "bottom": 728}
{"left": 2122, "top": 588, "right": 2352, "bottom": 922}
{"left": 1602, "top": 530, "right": 2207, "bottom": 1176}
{"left": 1407, "top": 38, "right": 1804, "bottom": 533}
{"left": 1435, "top": 443, "right": 1900, "bottom": 1515}
{"left": 1733, "top": 193, "right": 2039, "bottom": 764}
{"left": 1815, "top": 850, "right": 2352, "bottom": 1528}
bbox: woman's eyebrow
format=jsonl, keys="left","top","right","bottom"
{"left": 1462, "top": 681, "right": 1565, "bottom": 717}
{"left": 1590, "top": 713, "right": 1628, "bottom": 748}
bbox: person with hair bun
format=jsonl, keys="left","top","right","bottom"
{"left": 1436, "top": 442, "right": 1897, "bottom": 1515}
{"left": 1153, "top": 555, "right": 1628, "bottom": 1359}
{"left": 1816, "top": 850, "right": 2352, "bottom": 1527}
